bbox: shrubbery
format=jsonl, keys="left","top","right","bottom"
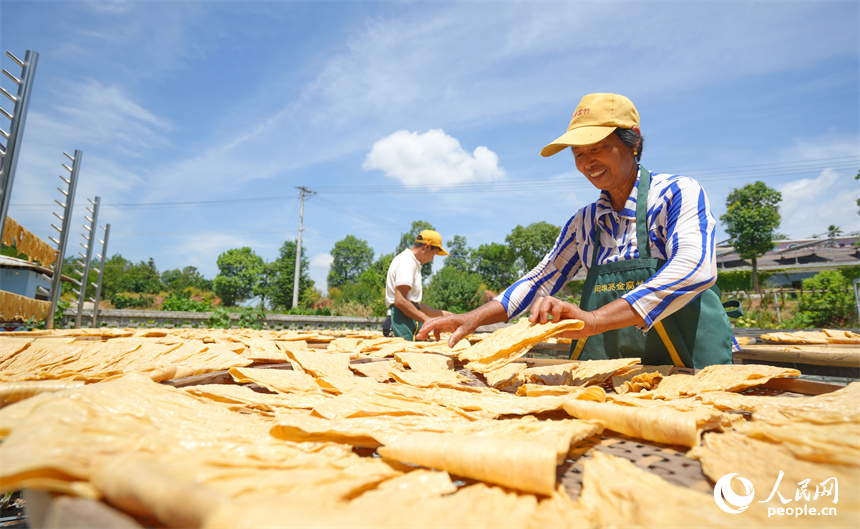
{"left": 789, "top": 270, "right": 858, "bottom": 328}
{"left": 424, "top": 267, "right": 484, "bottom": 314}
{"left": 160, "top": 291, "right": 213, "bottom": 312}
{"left": 205, "top": 305, "right": 268, "bottom": 330}
{"left": 110, "top": 293, "right": 154, "bottom": 309}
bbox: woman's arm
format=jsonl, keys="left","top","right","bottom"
{"left": 493, "top": 213, "right": 587, "bottom": 320}
{"left": 416, "top": 300, "right": 509, "bottom": 347}
{"left": 623, "top": 175, "right": 718, "bottom": 329}
{"left": 528, "top": 296, "right": 645, "bottom": 338}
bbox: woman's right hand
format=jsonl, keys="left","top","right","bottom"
{"left": 417, "top": 300, "right": 509, "bottom": 348}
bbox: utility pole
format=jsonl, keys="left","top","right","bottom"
{"left": 293, "top": 186, "right": 315, "bottom": 308}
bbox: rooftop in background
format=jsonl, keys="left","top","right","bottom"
{"left": 0, "top": 254, "right": 55, "bottom": 276}
{"left": 0, "top": 255, "right": 74, "bottom": 283}
{"left": 716, "top": 235, "right": 860, "bottom": 276}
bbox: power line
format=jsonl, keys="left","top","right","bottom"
{"left": 106, "top": 195, "right": 294, "bottom": 208}
{"left": 108, "top": 229, "right": 288, "bottom": 236}
{"left": 311, "top": 196, "right": 403, "bottom": 232}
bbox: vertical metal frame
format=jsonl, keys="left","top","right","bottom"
{"left": 42, "top": 151, "right": 82, "bottom": 329}
{"left": 73, "top": 196, "right": 100, "bottom": 329}
{"left": 90, "top": 223, "right": 110, "bottom": 327}
{"left": 0, "top": 50, "right": 39, "bottom": 238}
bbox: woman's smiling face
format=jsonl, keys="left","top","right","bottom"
{"left": 571, "top": 128, "right": 639, "bottom": 207}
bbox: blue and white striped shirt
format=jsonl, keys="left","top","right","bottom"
{"left": 494, "top": 169, "right": 718, "bottom": 330}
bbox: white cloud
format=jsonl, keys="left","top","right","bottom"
{"left": 5, "top": 1, "right": 855, "bottom": 283}
{"left": 362, "top": 129, "right": 504, "bottom": 190}
{"left": 779, "top": 168, "right": 859, "bottom": 239}
{"left": 310, "top": 252, "right": 334, "bottom": 268}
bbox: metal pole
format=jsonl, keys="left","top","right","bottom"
{"left": 90, "top": 223, "right": 110, "bottom": 328}
{"left": 773, "top": 289, "right": 781, "bottom": 324}
{"left": 74, "top": 196, "right": 99, "bottom": 328}
{"left": 292, "top": 187, "right": 315, "bottom": 308}
{"left": 854, "top": 279, "right": 860, "bottom": 324}
{"left": 0, "top": 50, "right": 39, "bottom": 239}
{"left": 44, "top": 151, "right": 81, "bottom": 329}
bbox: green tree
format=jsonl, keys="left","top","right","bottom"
{"left": 720, "top": 181, "right": 783, "bottom": 293}
{"left": 397, "top": 220, "right": 435, "bottom": 278}
{"left": 160, "top": 290, "right": 212, "bottom": 312}
{"left": 267, "top": 240, "right": 314, "bottom": 310}
{"left": 715, "top": 269, "right": 777, "bottom": 295}
{"left": 369, "top": 252, "right": 395, "bottom": 291}
{"left": 161, "top": 265, "right": 211, "bottom": 293}
{"left": 424, "top": 267, "right": 484, "bottom": 313}
{"left": 122, "top": 258, "right": 164, "bottom": 294}
{"left": 162, "top": 263, "right": 212, "bottom": 292}
{"left": 213, "top": 247, "right": 264, "bottom": 306}
{"left": 253, "top": 261, "right": 275, "bottom": 308}
{"left": 505, "top": 221, "right": 561, "bottom": 274}
{"left": 327, "top": 235, "right": 374, "bottom": 290}
{"left": 328, "top": 251, "right": 393, "bottom": 316}
{"left": 298, "top": 285, "right": 323, "bottom": 310}
{"left": 471, "top": 242, "right": 518, "bottom": 292}
{"left": 826, "top": 225, "right": 843, "bottom": 248}
{"left": 100, "top": 254, "right": 132, "bottom": 298}
{"left": 60, "top": 256, "right": 98, "bottom": 299}
{"left": 443, "top": 235, "right": 470, "bottom": 272}
{"left": 335, "top": 269, "right": 387, "bottom": 315}
{"left": 790, "top": 270, "right": 857, "bottom": 328}
{"left": 0, "top": 246, "right": 25, "bottom": 259}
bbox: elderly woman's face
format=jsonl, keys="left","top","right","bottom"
{"left": 571, "top": 132, "right": 638, "bottom": 199}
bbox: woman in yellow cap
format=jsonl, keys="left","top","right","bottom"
{"left": 418, "top": 93, "right": 737, "bottom": 368}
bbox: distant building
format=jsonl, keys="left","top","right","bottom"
{"left": 716, "top": 235, "right": 860, "bottom": 288}
{"left": 0, "top": 255, "right": 53, "bottom": 300}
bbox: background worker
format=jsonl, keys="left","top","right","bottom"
{"left": 385, "top": 230, "right": 453, "bottom": 340}
{"left": 418, "top": 93, "right": 737, "bottom": 368}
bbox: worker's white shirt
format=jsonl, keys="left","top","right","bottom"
{"left": 385, "top": 249, "right": 423, "bottom": 307}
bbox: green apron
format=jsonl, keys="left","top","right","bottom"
{"left": 389, "top": 304, "right": 422, "bottom": 341}
{"left": 569, "top": 168, "right": 737, "bottom": 369}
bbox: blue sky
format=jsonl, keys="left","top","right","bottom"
{"left": 2, "top": 0, "right": 858, "bottom": 294}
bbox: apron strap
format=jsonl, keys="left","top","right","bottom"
{"left": 635, "top": 167, "right": 651, "bottom": 259}
{"left": 572, "top": 166, "right": 652, "bottom": 361}
{"left": 653, "top": 321, "right": 689, "bottom": 367}
{"left": 586, "top": 166, "right": 652, "bottom": 267}
{"left": 570, "top": 336, "right": 587, "bottom": 360}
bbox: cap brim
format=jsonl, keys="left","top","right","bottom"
{"left": 437, "top": 247, "right": 449, "bottom": 256}
{"left": 540, "top": 126, "right": 617, "bottom": 157}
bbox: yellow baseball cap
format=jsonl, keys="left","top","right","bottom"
{"left": 416, "top": 230, "right": 449, "bottom": 255}
{"left": 540, "top": 93, "right": 640, "bottom": 157}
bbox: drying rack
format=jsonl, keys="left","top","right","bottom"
{"left": 0, "top": 49, "right": 110, "bottom": 329}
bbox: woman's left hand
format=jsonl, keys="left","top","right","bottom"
{"left": 529, "top": 296, "right": 646, "bottom": 339}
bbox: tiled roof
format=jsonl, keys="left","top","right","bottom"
{"left": 716, "top": 237, "right": 860, "bottom": 272}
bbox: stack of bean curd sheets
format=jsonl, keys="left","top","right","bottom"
{"left": 0, "top": 321, "right": 857, "bottom": 528}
